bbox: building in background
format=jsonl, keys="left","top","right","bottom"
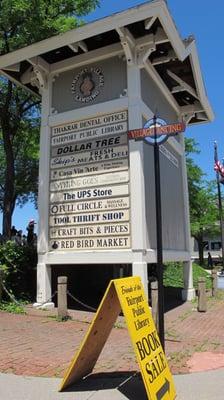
{"left": 0, "top": 0, "right": 213, "bottom": 307}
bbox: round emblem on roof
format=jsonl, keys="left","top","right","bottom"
{"left": 71, "top": 67, "right": 104, "bottom": 103}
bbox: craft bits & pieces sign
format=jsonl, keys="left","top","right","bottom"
{"left": 50, "top": 222, "right": 130, "bottom": 239}
{"left": 49, "top": 111, "right": 130, "bottom": 251}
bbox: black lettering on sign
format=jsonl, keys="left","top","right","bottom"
{"left": 136, "top": 330, "right": 161, "bottom": 360}
{"left": 145, "top": 351, "right": 167, "bottom": 383}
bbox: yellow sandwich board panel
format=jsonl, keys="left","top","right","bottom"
{"left": 60, "top": 276, "right": 176, "bottom": 400}
{"left": 114, "top": 277, "right": 176, "bottom": 400}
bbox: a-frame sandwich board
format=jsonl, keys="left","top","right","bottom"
{"left": 59, "top": 276, "right": 176, "bottom": 400}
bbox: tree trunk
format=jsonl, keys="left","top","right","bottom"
{"left": 2, "top": 135, "right": 15, "bottom": 238}
{"left": 0, "top": 81, "right": 17, "bottom": 238}
{"left": 198, "top": 241, "right": 205, "bottom": 266}
{"left": 195, "top": 233, "right": 205, "bottom": 266}
{"left": 1, "top": 124, "right": 16, "bottom": 238}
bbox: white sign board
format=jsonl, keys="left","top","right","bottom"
{"left": 49, "top": 210, "right": 130, "bottom": 227}
{"left": 50, "top": 184, "right": 129, "bottom": 203}
{"left": 50, "top": 171, "right": 129, "bottom": 191}
{"left": 51, "top": 134, "right": 128, "bottom": 157}
{"left": 50, "top": 236, "right": 131, "bottom": 251}
{"left": 52, "top": 111, "right": 128, "bottom": 137}
{"left": 49, "top": 111, "right": 131, "bottom": 251}
{"left": 50, "top": 158, "right": 128, "bottom": 180}
{"left": 49, "top": 223, "right": 130, "bottom": 238}
{"left": 50, "top": 145, "right": 128, "bottom": 169}
{"left": 51, "top": 122, "right": 128, "bottom": 146}
{"left": 50, "top": 197, "right": 130, "bottom": 215}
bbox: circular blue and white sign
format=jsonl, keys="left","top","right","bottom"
{"left": 144, "top": 117, "right": 168, "bottom": 145}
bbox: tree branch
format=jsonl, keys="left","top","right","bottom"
{"left": 21, "top": 101, "right": 40, "bottom": 116}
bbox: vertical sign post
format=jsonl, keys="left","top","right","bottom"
{"left": 128, "top": 117, "right": 186, "bottom": 350}
{"left": 153, "top": 115, "right": 165, "bottom": 349}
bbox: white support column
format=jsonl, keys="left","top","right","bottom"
{"left": 33, "top": 261, "right": 54, "bottom": 309}
{"left": 35, "top": 75, "right": 53, "bottom": 307}
{"left": 132, "top": 261, "right": 148, "bottom": 298}
{"left": 180, "top": 134, "right": 195, "bottom": 300}
{"left": 127, "top": 62, "right": 148, "bottom": 297}
{"left": 37, "top": 77, "right": 52, "bottom": 254}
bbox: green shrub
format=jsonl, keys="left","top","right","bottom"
{"left": 163, "top": 262, "right": 183, "bottom": 288}
{"left": 0, "top": 301, "right": 26, "bottom": 314}
{"left": 0, "top": 241, "right": 37, "bottom": 301}
{"left": 192, "top": 263, "right": 212, "bottom": 289}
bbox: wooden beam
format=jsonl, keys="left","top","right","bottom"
{"left": 20, "top": 66, "right": 33, "bottom": 84}
{"left": 28, "top": 56, "right": 50, "bottom": 74}
{"left": 180, "top": 101, "right": 204, "bottom": 115}
{"left": 50, "top": 43, "right": 123, "bottom": 74}
{"left": 144, "top": 16, "right": 156, "bottom": 30}
{"left": 152, "top": 49, "right": 176, "bottom": 65}
{"left": 136, "top": 28, "right": 169, "bottom": 49}
{"left": 167, "top": 69, "right": 199, "bottom": 99}
{"left": 144, "top": 59, "right": 180, "bottom": 115}
{"left": 3, "top": 63, "right": 20, "bottom": 72}
{"left": 0, "top": 69, "right": 40, "bottom": 97}
{"left": 68, "top": 41, "right": 88, "bottom": 53}
{"left": 116, "top": 27, "right": 136, "bottom": 65}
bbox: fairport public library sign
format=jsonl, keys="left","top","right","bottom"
{"left": 0, "top": 0, "right": 213, "bottom": 306}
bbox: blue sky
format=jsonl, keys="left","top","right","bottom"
{"left": 1, "top": 0, "right": 223, "bottom": 233}
{"left": 86, "top": 0, "right": 223, "bottom": 178}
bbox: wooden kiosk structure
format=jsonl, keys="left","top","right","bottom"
{"left": 0, "top": 0, "right": 213, "bottom": 306}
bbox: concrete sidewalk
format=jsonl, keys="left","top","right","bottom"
{"left": 0, "top": 369, "right": 224, "bottom": 400}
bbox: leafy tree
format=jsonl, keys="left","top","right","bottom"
{"left": 185, "top": 138, "right": 219, "bottom": 265}
{"left": 0, "top": 0, "right": 99, "bottom": 237}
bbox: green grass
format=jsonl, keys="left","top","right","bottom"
{"left": 0, "top": 301, "right": 26, "bottom": 314}
{"left": 163, "top": 262, "right": 212, "bottom": 289}
{"left": 192, "top": 263, "right": 212, "bottom": 289}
